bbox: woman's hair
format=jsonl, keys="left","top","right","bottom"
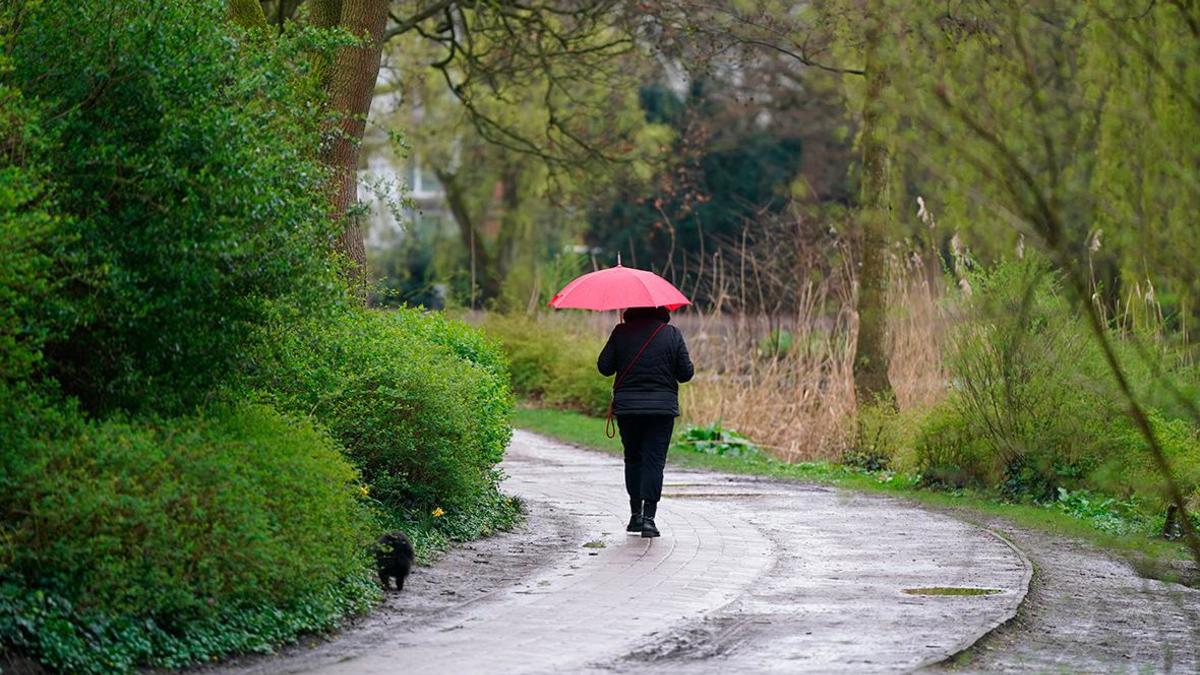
{"left": 623, "top": 306, "right": 670, "bottom": 323}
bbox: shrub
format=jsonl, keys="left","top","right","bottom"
{"left": 0, "top": 397, "right": 377, "bottom": 673}
{"left": 7, "top": 0, "right": 344, "bottom": 415}
{"left": 846, "top": 396, "right": 928, "bottom": 472}
{"left": 482, "top": 314, "right": 612, "bottom": 416}
{"left": 912, "top": 395, "right": 997, "bottom": 488}
{"left": 0, "top": 37, "right": 76, "bottom": 388}
{"left": 250, "top": 308, "right": 516, "bottom": 525}
{"left": 1089, "top": 412, "right": 1200, "bottom": 510}
{"left": 913, "top": 259, "right": 1123, "bottom": 498}
{"left": 909, "top": 257, "right": 1200, "bottom": 512}
{"left": 0, "top": 171, "right": 67, "bottom": 385}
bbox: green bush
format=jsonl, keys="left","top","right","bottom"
{"left": 912, "top": 395, "right": 998, "bottom": 488}
{"left": 0, "top": 171, "right": 66, "bottom": 385}
{"left": 1089, "top": 412, "right": 1200, "bottom": 510}
{"left": 482, "top": 314, "right": 613, "bottom": 416}
{"left": 250, "top": 308, "right": 516, "bottom": 526}
{"left": 0, "top": 397, "right": 377, "bottom": 673}
{"left": 913, "top": 259, "right": 1122, "bottom": 498}
{"left": 2, "top": 2, "right": 524, "bottom": 671}
{"left": 910, "top": 257, "right": 1200, "bottom": 514}
{"left": 0, "top": 35, "right": 76, "bottom": 388}
{"left": 7, "top": 0, "right": 344, "bottom": 415}
{"left": 846, "top": 396, "right": 929, "bottom": 472}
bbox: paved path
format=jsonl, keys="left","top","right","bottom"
{"left": 235, "top": 431, "right": 1030, "bottom": 674}
{"left": 930, "top": 512, "right": 1200, "bottom": 673}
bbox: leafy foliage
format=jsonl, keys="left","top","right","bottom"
{"left": 589, "top": 83, "right": 808, "bottom": 277}
{"left": 0, "top": 35, "right": 73, "bottom": 388}
{"left": 1, "top": 1, "right": 523, "bottom": 670}
{"left": 676, "top": 422, "right": 762, "bottom": 458}
{"left": 1052, "top": 488, "right": 1149, "bottom": 537}
{"left": 879, "top": 1, "right": 1200, "bottom": 317}
{"left": 845, "top": 395, "right": 926, "bottom": 472}
{"left": 0, "top": 397, "right": 378, "bottom": 673}
{"left": 1090, "top": 412, "right": 1200, "bottom": 512}
{"left": 250, "top": 307, "right": 515, "bottom": 520}
{"left": 916, "top": 259, "right": 1118, "bottom": 499}
{"left": 7, "top": 0, "right": 344, "bottom": 415}
{"left": 481, "top": 314, "right": 613, "bottom": 416}
{"left": 912, "top": 259, "right": 1200, "bottom": 514}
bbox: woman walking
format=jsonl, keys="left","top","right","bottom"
{"left": 597, "top": 306, "right": 694, "bottom": 538}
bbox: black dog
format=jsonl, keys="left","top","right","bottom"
{"left": 375, "top": 531, "right": 414, "bottom": 591}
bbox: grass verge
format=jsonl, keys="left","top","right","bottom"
{"left": 513, "top": 406, "right": 1193, "bottom": 575}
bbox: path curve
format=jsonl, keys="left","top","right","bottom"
{"left": 218, "top": 431, "right": 1030, "bottom": 674}
{"left": 928, "top": 510, "right": 1200, "bottom": 673}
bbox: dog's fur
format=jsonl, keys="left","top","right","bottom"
{"left": 375, "top": 531, "right": 414, "bottom": 591}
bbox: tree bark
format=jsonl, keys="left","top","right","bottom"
{"left": 852, "top": 1, "right": 896, "bottom": 407}
{"left": 308, "top": 0, "right": 343, "bottom": 30}
{"left": 312, "top": 0, "right": 389, "bottom": 290}
{"left": 436, "top": 168, "right": 500, "bottom": 305}
{"left": 494, "top": 164, "right": 525, "bottom": 288}
{"left": 228, "top": 0, "right": 269, "bottom": 30}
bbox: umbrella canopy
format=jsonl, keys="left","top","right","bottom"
{"left": 548, "top": 264, "right": 691, "bottom": 311}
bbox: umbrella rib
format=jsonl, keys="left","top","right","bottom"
{"left": 634, "top": 272, "right": 657, "bottom": 309}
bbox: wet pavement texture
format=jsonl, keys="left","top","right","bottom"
{"left": 930, "top": 511, "right": 1200, "bottom": 674}
{"left": 225, "top": 430, "right": 1028, "bottom": 674}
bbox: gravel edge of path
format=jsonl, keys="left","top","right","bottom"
{"left": 192, "top": 497, "right": 582, "bottom": 675}
{"left": 923, "top": 506, "right": 1200, "bottom": 673}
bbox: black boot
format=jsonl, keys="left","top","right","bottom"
{"left": 626, "top": 498, "right": 643, "bottom": 533}
{"left": 641, "top": 517, "right": 660, "bottom": 538}
{"left": 641, "top": 500, "right": 660, "bottom": 538}
{"left": 626, "top": 513, "right": 644, "bottom": 533}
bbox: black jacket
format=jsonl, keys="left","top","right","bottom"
{"left": 597, "top": 308, "right": 694, "bottom": 416}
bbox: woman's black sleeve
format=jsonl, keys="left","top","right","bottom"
{"left": 597, "top": 329, "right": 619, "bottom": 376}
{"left": 674, "top": 328, "right": 694, "bottom": 383}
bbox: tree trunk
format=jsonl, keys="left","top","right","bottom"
{"left": 852, "top": 1, "right": 895, "bottom": 408}
{"left": 494, "top": 165, "right": 525, "bottom": 289}
{"left": 436, "top": 168, "right": 500, "bottom": 305}
{"left": 312, "top": 0, "right": 389, "bottom": 291}
{"left": 228, "top": 0, "right": 269, "bottom": 30}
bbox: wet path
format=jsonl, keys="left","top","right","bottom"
{"left": 217, "top": 431, "right": 1030, "bottom": 674}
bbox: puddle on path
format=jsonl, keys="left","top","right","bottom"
{"left": 902, "top": 587, "right": 1003, "bottom": 596}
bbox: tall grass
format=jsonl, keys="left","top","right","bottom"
{"left": 504, "top": 239, "right": 947, "bottom": 461}
{"left": 675, "top": 252, "right": 944, "bottom": 461}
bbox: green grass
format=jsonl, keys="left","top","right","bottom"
{"left": 513, "top": 406, "right": 1192, "bottom": 570}
{"left": 514, "top": 406, "right": 862, "bottom": 481}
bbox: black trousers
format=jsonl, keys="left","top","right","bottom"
{"left": 616, "top": 415, "right": 675, "bottom": 518}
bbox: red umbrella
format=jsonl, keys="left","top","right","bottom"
{"left": 548, "top": 263, "right": 690, "bottom": 311}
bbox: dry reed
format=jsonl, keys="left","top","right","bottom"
{"left": 542, "top": 243, "right": 948, "bottom": 462}
{"left": 676, "top": 253, "right": 945, "bottom": 461}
